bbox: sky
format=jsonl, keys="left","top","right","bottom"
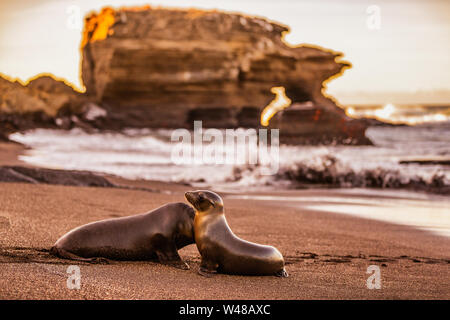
{"left": 0, "top": 0, "right": 449, "bottom": 104}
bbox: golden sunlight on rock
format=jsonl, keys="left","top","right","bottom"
{"left": 81, "top": 7, "right": 115, "bottom": 47}
{"left": 375, "top": 103, "right": 396, "bottom": 120}
{"left": 260, "top": 87, "right": 292, "bottom": 126}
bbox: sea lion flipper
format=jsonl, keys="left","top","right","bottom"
{"left": 155, "top": 244, "right": 190, "bottom": 270}
{"left": 168, "top": 260, "right": 190, "bottom": 270}
{"left": 156, "top": 253, "right": 190, "bottom": 270}
{"left": 51, "top": 246, "right": 109, "bottom": 264}
{"left": 89, "top": 257, "right": 111, "bottom": 264}
{"left": 198, "top": 267, "right": 217, "bottom": 277}
{"left": 198, "top": 259, "right": 218, "bottom": 277}
{"left": 276, "top": 268, "right": 289, "bottom": 278}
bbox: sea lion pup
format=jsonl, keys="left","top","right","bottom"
{"left": 50, "top": 202, "right": 195, "bottom": 269}
{"left": 185, "top": 190, "right": 288, "bottom": 277}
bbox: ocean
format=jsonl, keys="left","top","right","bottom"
{"left": 9, "top": 121, "right": 450, "bottom": 195}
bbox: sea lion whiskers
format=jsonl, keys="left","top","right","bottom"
{"left": 185, "top": 190, "right": 222, "bottom": 213}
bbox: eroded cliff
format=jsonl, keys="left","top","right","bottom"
{"left": 80, "top": 6, "right": 370, "bottom": 144}
{"left": 0, "top": 75, "right": 91, "bottom": 139}
{"left": 1, "top": 6, "right": 371, "bottom": 144}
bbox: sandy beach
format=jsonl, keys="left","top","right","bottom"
{"left": 0, "top": 142, "right": 449, "bottom": 300}
{"left": 1, "top": 0, "right": 450, "bottom": 304}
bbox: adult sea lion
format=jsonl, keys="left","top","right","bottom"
{"left": 185, "top": 190, "right": 288, "bottom": 277}
{"left": 50, "top": 202, "right": 195, "bottom": 269}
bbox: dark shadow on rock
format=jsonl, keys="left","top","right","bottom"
{"left": 0, "top": 166, "right": 115, "bottom": 187}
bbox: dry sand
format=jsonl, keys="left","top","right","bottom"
{"left": 0, "top": 142, "right": 449, "bottom": 299}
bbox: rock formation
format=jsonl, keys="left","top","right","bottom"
{"left": 0, "top": 166, "right": 115, "bottom": 187}
{"left": 0, "top": 6, "right": 372, "bottom": 144}
{"left": 80, "top": 6, "right": 371, "bottom": 144}
{"left": 268, "top": 102, "right": 372, "bottom": 144}
{"left": 0, "top": 74, "right": 100, "bottom": 137}
{"left": 0, "top": 75, "right": 71, "bottom": 138}
{"left": 0, "top": 75, "right": 85, "bottom": 116}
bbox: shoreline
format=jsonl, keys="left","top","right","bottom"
{"left": 8, "top": 127, "right": 450, "bottom": 196}
{"left": 0, "top": 141, "right": 449, "bottom": 299}
{"left": 2, "top": 139, "right": 450, "bottom": 241}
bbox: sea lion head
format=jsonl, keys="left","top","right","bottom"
{"left": 185, "top": 190, "right": 223, "bottom": 214}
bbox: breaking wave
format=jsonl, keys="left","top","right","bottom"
{"left": 9, "top": 124, "right": 450, "bottom": 194}
{"left": 232, "top": 154, "right": 449, "bottom": 194}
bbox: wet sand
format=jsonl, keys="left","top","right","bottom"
{"left": 0, "top": 142, "right": 449, "bottom": 299}
{"left": 0, "top": 142, "right": 26, "bottom": 166}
